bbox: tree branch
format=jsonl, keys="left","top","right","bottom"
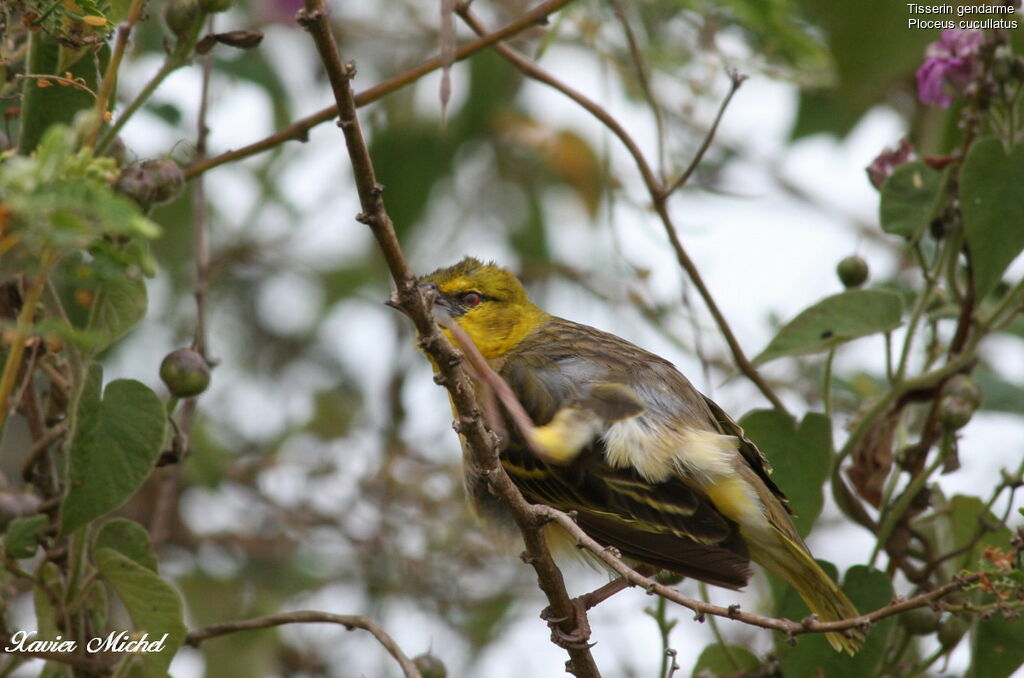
{"left": 296, "top": 2, "right": 600, "bottom": 675}
{"left": 183, "top": 0, "right": 575, "bottom": 181}
{"left": 534, "top": 504, "right": 981, "bottom": 639}
{"left": 185, "top": 611, "right": 420, "bottom": 678}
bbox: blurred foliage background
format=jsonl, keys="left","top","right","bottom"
{"left": 2, "top": 0, "right": 1024, "bottom": 676}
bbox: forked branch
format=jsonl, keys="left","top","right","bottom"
{"left": 297, "top": 2, "right": 601, "bottom": 675}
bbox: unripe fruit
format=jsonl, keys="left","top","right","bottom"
{"left": 901, "top": 606, "right": 940, "bottom": 635}
{"left": 837, "top": 255, "right": 869, "bottom": 289}
{"left": 412, "top": 654, "right": 447, "bottom": 678}
{"left": 939, "top": 395, "right": 974, "bottom": 431}
{"left": 164, "top": 0, "right": 200, "bottom": 38}
{"left": 141, "top": 158, "right": 184, "bottom": 204}
{"left": 160, "top": 348, "right": 211, "bottom": 397}
{"left": 938, "top": 615, "right": 969, "bottom": 648}
{"left": 944, "top": 374, "right": 982, "bottom": 410}
{"left": 115, "top": 166, "right": 152, "bottom": 208}
{"left": 101, "top": 136, "right": 128, "bottom": 168}
{"left": 114, "top": 159, "right": 184, "bottom": 211}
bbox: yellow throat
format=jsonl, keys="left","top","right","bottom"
{"left": 418, "top": 257, "right": 550, "bottom": 360}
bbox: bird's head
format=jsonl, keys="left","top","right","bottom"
{"left": 417, "top": 257, "right": 549, "bottom": 359}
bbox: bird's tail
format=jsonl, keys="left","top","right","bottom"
{"left": 752, "top": 531, "right": 864, "bottom": 655}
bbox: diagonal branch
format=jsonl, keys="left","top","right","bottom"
{"left": 183, "top": 0, "right": 575, "bottom": 180}
{"left": 535, "top": 504, "right": 981, "bottom": 639}
{"left": 186, "top": 611, "right": 420, "bottom": 678}
{"left": 296, "top": 2, "right": 600, "bottom": 675}
{"left": 455, "top": 6, "right": 788, "bottom": 415}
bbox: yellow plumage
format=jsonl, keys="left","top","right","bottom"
{"left": 418, "top": 257, "right": 862, "bottom": 654}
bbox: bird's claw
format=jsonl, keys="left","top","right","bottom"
{"left": 540, "top": 599, "right": 594, "bottom": 650}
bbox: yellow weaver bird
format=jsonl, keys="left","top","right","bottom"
{"left": 418, "top": 257, "right": 862, "bottom": 654}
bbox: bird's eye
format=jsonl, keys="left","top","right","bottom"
{"left": 460, "top": 291, "right": 482, "bottom": 307}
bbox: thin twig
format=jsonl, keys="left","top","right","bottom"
{"left": 0, "top": 257, "right": 52, "bottom": 435}
{"left": 660, "top": 69, "right": 747, "bottom": 198}
{"left": 185, "top": 611, "right": 421, "bottom": 678}
{"left": 15, "top": 74, "right": 98, "bottom": 98}
{"left": 608, "top": 0, "right": 666, "bottom": 180}
{"left": 456, "top": 7, "right": 787, "bottom": 415}
{"left": 84, "top": 0, "right": 148, "bottom": 147}
{"left": 535, "top": 504, "right": 980, "bottom": 638}
{"left": 296, "top": 2, "right": 600, "bottom": 675}
{"left": 21, "top": 420, "right": 69, "bottom": 479}
{"left": 183, "top": 0, "right": 575, "bottom": 180}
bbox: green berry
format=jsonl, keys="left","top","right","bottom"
{"left": 945, "top": 374, "right": 982, "bottom": 410}
{"left": 160, "top": 348, "right": 211, "bottom": 398}
{"left": 102, "top": 136, "right": 128, "bottom": 168}
{"left": 115, "top": 159, "right": 184, "bottom": 211}
{"left": 938, "top": 615, "right": 970, "bottom": 649}
{"left": 901, "top": 607, "right": 940, "bottom": 635}
{"left": 939, "top": 395, "right": 974, "bottom": 431}
{"left": 115, "top": 166, "right": 155, "bottom": 210}
{"left": 141, "top": 158, "right": 184, "bottom": 205}
{"left": 412, "top": 654, "right": 447, "bottom": 678}
{"left": 163, "top": 0, "right": 200, "bottom": 38}
{"left": 837, "top": 255, "right": 869, "bottom": 289}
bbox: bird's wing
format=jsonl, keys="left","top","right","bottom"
{"left": 700, "top": 396, "right": 793, "bottom": 513}
{"left": 501, "top": 442, "right": 752, "bottom": 588}
{"left": 498, "top": 320, "right": 752, "bottom": 587}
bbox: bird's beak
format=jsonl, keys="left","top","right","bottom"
{"left": 418, "top": 282, "right": 456, "bottom": 321}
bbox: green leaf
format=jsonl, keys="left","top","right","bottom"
{"left": 95, "top": 518, "right": 158, "bottom": 572}
{"left": 368, "top": 122, "right": 453, "bottom": 238}
{"left": 879, "top": 161, "right": 944, "bottom": 240}
{"left": 61, "top": 367, "right": 167, "bottom": 535}
{"left": 970, "top": 614, "right": 1024, "bottom": 678}
{"left": 792, "top": 0, "right": 934, "bottom": 138}
{"left": 739, "top": 411, "right": 832, "bottom": 537}
{"left": 753, "top": 289, "right": 903, "bottom": 365}
{"left": 691, "top": 643, "right": 761, "bottom": 677}
{"left": 86, "top": 276, "right": 147, "bottom": 353}
{"left": 775, "top": 565, "right": 894, "bottom": 678}
{"left": 961, "top": 139, "right": 1024, "bottom": 299}
{"left": 3, "top": 514, "right": 48, "bottom": 559}
{"left": 974, "top": 366, "right": 1024, "bottom": 416}
{"left": 947, "top": 495, "right": 1011, "bottom": 569}
{"left": 95, "top": 548, "right": 186, "bottom": 678}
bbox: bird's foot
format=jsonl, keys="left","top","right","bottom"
{"left": 540, "top": 599, "right": 594, "bottom": 650}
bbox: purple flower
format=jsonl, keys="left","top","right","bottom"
{"left": 867, "top": 138, "right": 915, "bottom": 190}
{"left": 916, "top": 29, "right": 984, "bottom": 108}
